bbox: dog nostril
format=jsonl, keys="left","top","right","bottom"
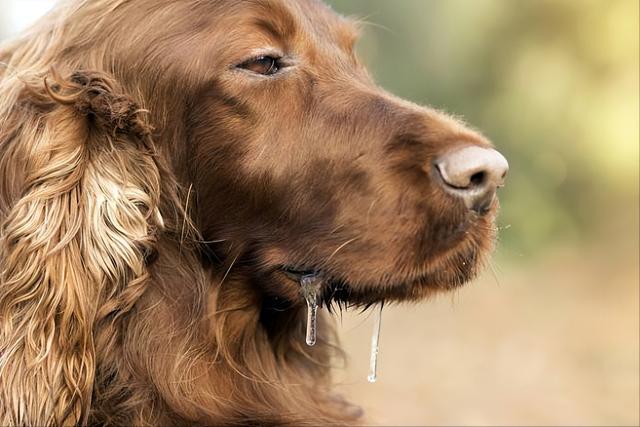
{"left": 469, "top": 171, "right": 485, "bottom": 187}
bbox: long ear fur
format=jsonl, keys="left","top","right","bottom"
{"left": 0, "top": 70, "right": 163, "bottom": 425}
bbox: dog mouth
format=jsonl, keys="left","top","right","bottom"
{"left": 278, "top": 267, "right": 372, "bottom": 306}
{"left": 272, "top": 201, "right": 495, "bottom": 309}
{"left": 264, "top": 203, "right": 495, "bottom": 312}
{"left": 277, "top": 267, "right": 353, "bottom": 311}
{"left": 277, "top": 247, "right": 480, "bottom": 309}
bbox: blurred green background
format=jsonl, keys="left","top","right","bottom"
{"left": 1, "top": 0, "right": 638, "bottom": 425}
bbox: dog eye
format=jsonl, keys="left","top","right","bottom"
{"left": 238, "top": 55, "right": 282, "bottom": 76}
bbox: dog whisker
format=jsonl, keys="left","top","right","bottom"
{"left": 488, "top": 259, "right": 501, "bottom": 288}
{"left": 326, "top": 237, "right": 359, "bottom": 263}
{"left": 179, "top": 183, "right": 194, "bottom": 253}
{"left": 196, "top": 238, "right": 228, "bottom": 244}
{"left": 219, "top": 253, "right": 239, "bottom": 287}
{"left": 329, "top": 224, "right": 345, "bottom": 235}
{"left": 366, "top": 198, "right": 378, "bottom": 225}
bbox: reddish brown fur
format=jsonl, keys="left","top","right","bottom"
{"left": 0, "top": 0, "right": 500, "bottom": 425}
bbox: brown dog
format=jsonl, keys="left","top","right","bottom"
{"left": 0, "top": 0, "right": 508, "bottom": 425}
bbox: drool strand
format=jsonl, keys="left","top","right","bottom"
{"left": 367, "top": 302, "right": 384, "bottom": 383}
{"left": 299, "top": 274, "right": 324, "bottom": 346}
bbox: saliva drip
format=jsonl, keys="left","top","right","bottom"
{"left": 367, "top": 302, "right": 384, "bottom": 383}
{"left": 299, "top": 274, "right": 324, "bottom": 346}
{"left": 298, "top": 274, "right": 384, "bottom": 382}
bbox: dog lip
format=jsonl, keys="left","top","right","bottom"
{"left": 279, "top": 265, "right": 320, "bottom": 281}
{"left": 275, "top": 261, "right": 475, "bottom": 307}
{"left": 276, "top": 227, "right": 484, "bottom": 304}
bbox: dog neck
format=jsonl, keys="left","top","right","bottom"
{"left": 89, "top": 236, "right": 361, "bottom": 425}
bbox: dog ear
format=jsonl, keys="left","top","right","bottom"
{"left": 0, "top": 70, "right": 163, "bottom": 425}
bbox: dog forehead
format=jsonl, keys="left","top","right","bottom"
{"left": 236, "top": 0, "right": 360, "bottom": 52}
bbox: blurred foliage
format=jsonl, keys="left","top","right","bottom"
{"left": 328, "top": 0, "right": 639, "bottom": 260}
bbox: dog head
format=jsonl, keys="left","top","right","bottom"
{"left": 18, "top": 0, "right": 506, "bottom": 307}
{"left": 164, "top": 0, "right": 510, "bottom": 305}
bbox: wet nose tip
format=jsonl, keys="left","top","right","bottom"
{"left": 434, "top": 146, "right": 509, "bottom": 213}
{"left": 436, "top": 146, "right": 509, "bottom": 189}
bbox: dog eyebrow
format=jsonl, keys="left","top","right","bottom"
{"left": 253, "top": 17, "right": 295, "bottom": 45}
{"left": 251, "top": 1, "right": 298, "bottom": 44}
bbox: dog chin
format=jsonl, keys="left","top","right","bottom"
{"left": 323, "top": 260, "right": 481, "bottom": 307}
{"left": 269, "top": 214, "right": 495, "bottom": 308}
{"left": 276, "top": 245, "right": 485, "bottom": 309}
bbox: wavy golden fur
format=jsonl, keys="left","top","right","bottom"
{"left": 0, "top": 0, "right": 503, "bottom": 425}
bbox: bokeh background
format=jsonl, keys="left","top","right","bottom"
{"left": 1, "top": 0, "right": 638, "bottom": 425}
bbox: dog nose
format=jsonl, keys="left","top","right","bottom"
{"left": 434, "top": 145, "right": 509, "bottom": 214}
